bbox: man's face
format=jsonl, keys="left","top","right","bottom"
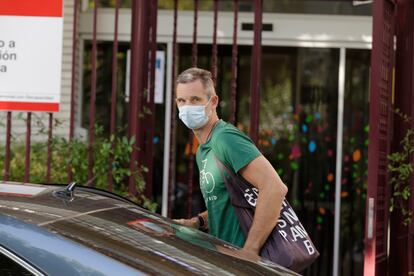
{"left": 176, "top": 80, "right": 210, "bottom": 108}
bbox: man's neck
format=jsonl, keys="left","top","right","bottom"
{"left": 194, "top": 117, "right": 220, "bottom": 144}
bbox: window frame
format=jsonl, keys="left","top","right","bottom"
{"left": 0, "top": 245, "right": 45, "bottom": 276}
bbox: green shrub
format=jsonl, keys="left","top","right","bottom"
{"left": 0, "top": 120, "right": 156, "bottom": 212}
{"left": 388, "top": 109, "right": 413, "bottom": 226}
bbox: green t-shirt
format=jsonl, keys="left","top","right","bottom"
{"left": 196, "top": 120, "right": 261, "bottom": 247}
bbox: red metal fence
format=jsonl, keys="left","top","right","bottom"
{"left": 1, "top": 0, "right": 263, "bottom": 220}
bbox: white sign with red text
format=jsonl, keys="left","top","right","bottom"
{"left": 0, "top": 0, "right": 63, "bottom": 112}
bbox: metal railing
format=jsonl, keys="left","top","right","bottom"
{"left": 2, "top": 0, "right": 264, "bottom": 219}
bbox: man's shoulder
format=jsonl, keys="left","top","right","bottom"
{"left": 211, "top": 122, "right": 254, "bottom": 149}
{"left": 213, "top": 121, "right": 243, "bottom": 139}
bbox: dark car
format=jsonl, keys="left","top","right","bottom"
{"left": 0, "top": 181, "right": 298, "bottom": 275}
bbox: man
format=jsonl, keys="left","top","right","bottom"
{"left": 175, "top": 67, "right": 288, "bottom": 261}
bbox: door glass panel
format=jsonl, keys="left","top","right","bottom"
{"left": 175, "top": 45, "right": 339, "bottom": 275}
{"left": 339, "top": 49, "right": 370, "bottom": 276}
{"left": 246, "top": 47, "right": 340, "bottom": 276}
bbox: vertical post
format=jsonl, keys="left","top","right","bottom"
{"left": 87, "top": 0, "right": 99, "bottom": 184}
{"left": 230, "top": 0, "right": 239, "bottom": 125}
{"left": 145, "top": 0, "right": 158, "bottom": 199}
{"left": 24, "top": 112, "right": 32, "bottom": 183}
{"left": 187, "top": 0, "right": 199, "bottom": 218}
{"left": 129, "top": 0, "right": 149, "bottom": 196}
{"left": 68, "top": 0, "right": 79, "bottom": 182}
{"left": 192, "top": 0, "right": 199, "bottom": 67}
{"left": 333, "top": 48, "right": 346, "bottom": 276}
{"left": 162, "top": 42, "right": 173, "bottom": 217}
{"left": 45, "top": 113, "right": 53, "bottom": 183}
{"left": 168, "top": 0, "right": 179, "bottom": 218}
{"left": 211, "top": 0, "right": 218, "bottom": 82}
{"left": 138, "top": 4, "right": 150, "bottom": 174}
{"left": 249, "top": 0, "right": 262, "bottom": 144}
{"left": 3, "top": 112, "right": 12, "bottom": 181}
{"left": 108, "top": 0, "right": 120, "bottom": 192}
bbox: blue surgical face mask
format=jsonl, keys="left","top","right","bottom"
{"left": 178, "top": 98, "right": 211, "bottom": 130}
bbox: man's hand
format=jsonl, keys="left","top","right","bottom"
{"left": 216, "top": 245, "right": 261, "bottom": 263}
{"left": 173, "top": 217, "right": 199, "bottom": 229}
{"left": 173, "top": 211, "right": 208, "bottom": 230}
{"left": 235, "top": 248, "right": 261, "bottom": 262}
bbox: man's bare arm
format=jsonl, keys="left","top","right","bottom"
{"left": 239, "top": 155, "right": 288, "bottom": 255}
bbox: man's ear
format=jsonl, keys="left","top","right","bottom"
{"left": 212, "top": 95, "right": 219, "bottom": 108}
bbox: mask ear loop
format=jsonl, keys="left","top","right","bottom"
{"left": 204, "top": 97, "right": 213, "bottom": 117}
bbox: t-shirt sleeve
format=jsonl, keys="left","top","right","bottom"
{"left": 213, "top": 128, "right": 261, "bottom": 173}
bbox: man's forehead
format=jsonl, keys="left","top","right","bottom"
{"left": 176, "top": 81, "right": 207, "bottom": 96}
{"left": 177, "top": 79, "right": 204, "bottom": 89}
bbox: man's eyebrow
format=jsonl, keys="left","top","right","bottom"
{"left": 190, "top": 96, "right": 202, "bottom": 100}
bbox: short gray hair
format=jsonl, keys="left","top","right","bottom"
{"left": 176, "top": 67, "right": 215, "bottom": 97}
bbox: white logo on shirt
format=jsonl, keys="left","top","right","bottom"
{"left": 200, "top": 159, "right": 215, "bottom": 193}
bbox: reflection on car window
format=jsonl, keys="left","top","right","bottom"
{"left": 0, "top": 252, "right": 34, "bottom": 276}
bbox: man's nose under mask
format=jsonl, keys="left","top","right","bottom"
{"left": 178, "top": 99, "right": 211, "bottom": 130}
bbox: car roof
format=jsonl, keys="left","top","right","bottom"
{"left": 0, "top": 182, "right": 298, "bottom": 275}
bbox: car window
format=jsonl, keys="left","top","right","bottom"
{"left": 0, "top": 246, "right": 43, "bottom": 276}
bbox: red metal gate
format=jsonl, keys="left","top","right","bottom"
{"left": 389, "top": 0, "right": 414, "bottom": 274}
{"left": 1, "top": 0, "right": 262, "bottom": 217}
{"left": 364, "top": 0, "right": 396, "bottom": 275}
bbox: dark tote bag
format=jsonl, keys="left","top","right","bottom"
{"left": 214, "top": 156, "right": 319, "bottom": 273}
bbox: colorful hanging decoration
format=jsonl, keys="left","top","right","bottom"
{"left": 352, "top": 149, "right": 361, "bottom": 162}
{"left": 344, "top": 155, "right": 350, "bottom": 162}
{"left": 327, "top": 173, "right": 334, "bottom": 182}
{"left": 291, "top": 144, "right": 301, "bottom": 158}
{"left": 290, "top": 162, "right": 299, "bottom": 171}
{"left": 305, "top": 115, "right": 313, "bottom": 123}
{"left": 316, "top": 216, "right": 323, "bottom": 224}
{"left": 302, "top": 124, "right": 308, "bottom": 133}
{"left": 317, "top": 126, "right": 323, "bottom": 133}
{"left": 308, "top": 140, "right": 316, "bottom": 153}
{"left": 293, "top": 114, "right": 300, "bottom": 121}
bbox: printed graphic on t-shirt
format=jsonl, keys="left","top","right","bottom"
{"left": 200, "top": 159, "right": 215, "bottom": 193}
